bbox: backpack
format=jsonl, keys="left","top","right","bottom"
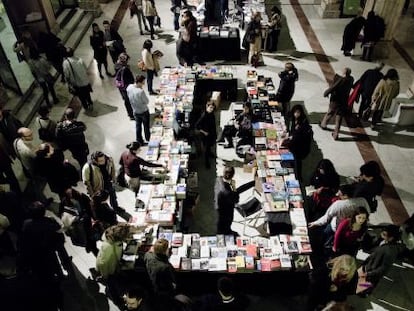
{"left": 114, "top": 67, "right": 126, "bottom": 90}
{"left": 56, "top": 120, "right": 86, "bottom": 149}
{"left": 38, "top": 119, "right": 56, "bottom": 142}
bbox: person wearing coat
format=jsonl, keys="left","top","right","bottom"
{"left": 282, "top": 104, "right": 312, "bottom": 181}
{"left": 275, "top": 62, "right": 299, "bottom": 120}
{"left": 356, "top": 62, "right": 384, "bottom": 119}
{"left": 359, "top": 224, "right": 406, "bottom": 291}
{"left": 214, "top": 166, "right": 239, "bottom": 235}
{"left": 102, "top": 20, "right": 125, "bottom": 64}
{"left": 246, "top": 11, "right": 262, "bottom": 65}
{"left": 320, "top": 67, "right": 354, "bottom": 140}
{"left": 195, "top": 101, "right": 217, "bottom": 169}
{"left": 341, "top": 13, "right": 365, "bottom": 56}
{"left": 370, "top": 68, "right": 400, "bottom": 127}
{"left": 267, "top": 6, "right": 282, "bottom": 52}
{"left": 90, "top": 23, "right": 113, "bottom": 79}
{"left": 361, "top": 11, "right": 383, "bottom": 61}
{"left": 114, "top": 53, "right": 135, "bottom": 120}
{"left": 144, "top": 0, "right": 158, "bottom": 40}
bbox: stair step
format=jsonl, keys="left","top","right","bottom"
{"left": 58, "top": 8, "right": 85, "bottom": 44}
{"left": 56, "top": 8, "right": 74, "bottom": 28}
{"left": 65, "top": 12, "right": 94, "bottom": 51}
{"left": 15, "top": 86, "right": 44, "bottom": 126}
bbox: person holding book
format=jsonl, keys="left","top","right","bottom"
{"left": 214, "top": 166, "right": 239, "bottom": 235}
{"left": 333, "top": 206, "right": 369, "bottom": 256}
{"left": 217, "top": 102, "right": 255, "bottom": 149}
{"left": 119, "top": 141, "right": 166, "bottom": 196}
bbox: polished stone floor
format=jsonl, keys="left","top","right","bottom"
{"left": 8, "top": 0, "right": 414, "bottom": 310}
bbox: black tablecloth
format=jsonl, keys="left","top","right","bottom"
{"left": 197, "top": 35, "right": 241, "bottom": 62}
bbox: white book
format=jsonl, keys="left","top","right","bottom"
{"left": 191, "top": 259, "right": 201, "bottom": 270}
{"left": 169, "top": 255, "right": 181, "bottom": 269}
{"left": 200, "top": 245, "right": 210, "bottom": 258}
{"left": 208, "top": 257, "right": 227, "bottom": 271}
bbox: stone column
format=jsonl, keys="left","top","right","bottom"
{"left": 363, "top": 0, "right": 405, "bottom": 58}
{"left": 317, "top": 0, "right": 341, "bottom": 18}
{"left": 407, "top": 79, "right": 414, "bottom": 99}
{"left": 39, "top": 0, "right": 59, "bottom": 33}
{"left": 78, "top": 0, "right": 102, "bottom": 18}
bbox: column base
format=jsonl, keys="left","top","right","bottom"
{"left": 373, "top": 40, "right": 392, "bottom": 59}
{"left": 317, "top": 0, "right": 341, "bottom": 18}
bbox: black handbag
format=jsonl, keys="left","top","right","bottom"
{"left": 362, "top": 106, "right": 372, "bottom": 121}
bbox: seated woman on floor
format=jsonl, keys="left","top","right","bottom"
{"left": 217, "top": 102, "right": 255, "bottom": 148}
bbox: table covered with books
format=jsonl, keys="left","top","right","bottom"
{"left": 197, "top": 26, "right": 241, "bottom": 62}
{"left": 114, "top": 67, "right": 313, "bottom": 295}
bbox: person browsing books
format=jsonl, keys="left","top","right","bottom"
{"left": 119, "top": 141, "right": 166, "bottom": 196}
{"left": 214, "top": 166, "right": 239, "bottom": 235}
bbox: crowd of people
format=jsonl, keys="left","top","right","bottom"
{"left": 1, "top": 2, "right": 412, "bottom": 311}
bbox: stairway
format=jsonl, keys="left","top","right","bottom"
{"left": 11, "top": 8, "right": 94, "bottom": 126}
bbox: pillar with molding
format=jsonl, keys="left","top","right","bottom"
{"left": 363, "top": 0, "right": 405, "bottom": 59}
{"left": 78, "top": 0, "right": 102, "bottom": 17}
{"left": 318, "top": 0, "right": 341, "bottom": 18}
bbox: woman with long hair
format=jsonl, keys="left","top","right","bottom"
{"left": 333, "top": 206, "right": 369, "bottom": 256}
{"left": 245, "top": 11, "right": 262, "bottom": 65}
{"left": 90, "top": 23, "right": 113, "bottom": 79}
{"left": 141, "top": 39, "right": 158, "bottom": 95}
{"left": 177, "top": 10, "right": 197, "bottom": 66}
{"left": 308, "top": 254, "right": 358, "bottom": 310}
{"left": 370, "top": 68, "right": 400, "bottom": 127}
{"left": 195, "top": 101, "right": 217, "bottom": 169}
{"left": 282, "top": 104, "right": 313, "bottom": 181}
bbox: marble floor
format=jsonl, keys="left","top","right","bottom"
{"left": 8, "top": 0, "right": 414, "bottom": 310}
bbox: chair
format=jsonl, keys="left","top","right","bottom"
{"left": 235, "top": 189, "right": 266, "bottom": 236}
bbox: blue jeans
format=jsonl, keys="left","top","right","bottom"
{"left": 134, "top": 110, "right": 150, "bottom": 144}
{"left": 146, "top": 69, "right": 155, "bottom": 93}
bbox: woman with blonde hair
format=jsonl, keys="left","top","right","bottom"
{"left": 307, "top": 254, "right": 358, "bottom": 310}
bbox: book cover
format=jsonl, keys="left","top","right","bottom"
{"left": 200, "top": 245, "right": 210, "bottom": 258}
{"left": 293, "top": 254, "right": 313, "bottom": 271}
{"left": 177, "top": 246, "right": 188, "bottom": 258}
{"left": 245, "top": 256, "right": 255, "bottom": 269}
{"left": 235, "top": 255, "right": 246, "bottom": 268}
{"left": 183, "top": 234, "right": 192, "bottom": 247}
{"left": 227, "top": 258, "right": 237, "bottom": 273}
{"left": 280, "top": 254, "right": 292, "bottom": 269}
{"left": 200, "top": 258, "right": 209, "bottom": 270}
{"left": 216, "top": 234, "right": 225, "bottom": 247}
{"left": 181, "top": 258, "right": 192, "bottom": 271}
{"left": 208, "top": 258, "right": 227, "bottom": 271}
{"left": 224, "top": 235, "right": 235, "bottom": 246}
{"left": 169, "top": 255, "right": 181, "bottom": 269}
{"left": 227, "top": 245, "right": 238, "bottom": 258}
{"left": 236, "top": 236, "right": 251, "bottom": 247}
{"left": 207, "top": 236, "right": 218, "bottom": 247}
{"left": 262, "top": 182, "right": 275, "bottom": 193}
{"left": 190, "top": 241, "right": 201, "bottom": 259}
{"left": 270, "top": 258, "right": 282, "bottom": 270}
{"left": 260, "top": 258, "right": 272, "bottom": 271}
{"left": 246, "top": 244, "right": 258, "bottom": 258}
{"left": 171, "top": 232, "right": 183, "bottom": 247}
{"left": 191, "top": 259, "right": 201, "bottom": 270}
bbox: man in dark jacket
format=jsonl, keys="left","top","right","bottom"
{"left": 356, "top": 62, "right": 384, "bottom": 119}
{"left": 359, "top": 225, "right": 406, "bottom": 292}
{"left": 56, "top": 108, "right": 89, "bottom": 167}
{"left": 275, "top": 62, "right": 299, "bottom": 120}
{"left": 214, "top": 166, "right": 239, "bottom": 235}
{"left": 103, "top": 20, "right": 125, "bottom": 64}
{"left": 144, "top": 238, "right": 176, "bottom": 297}
{"left": 320, "top": 67, "right": 354, "bottom": 140}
